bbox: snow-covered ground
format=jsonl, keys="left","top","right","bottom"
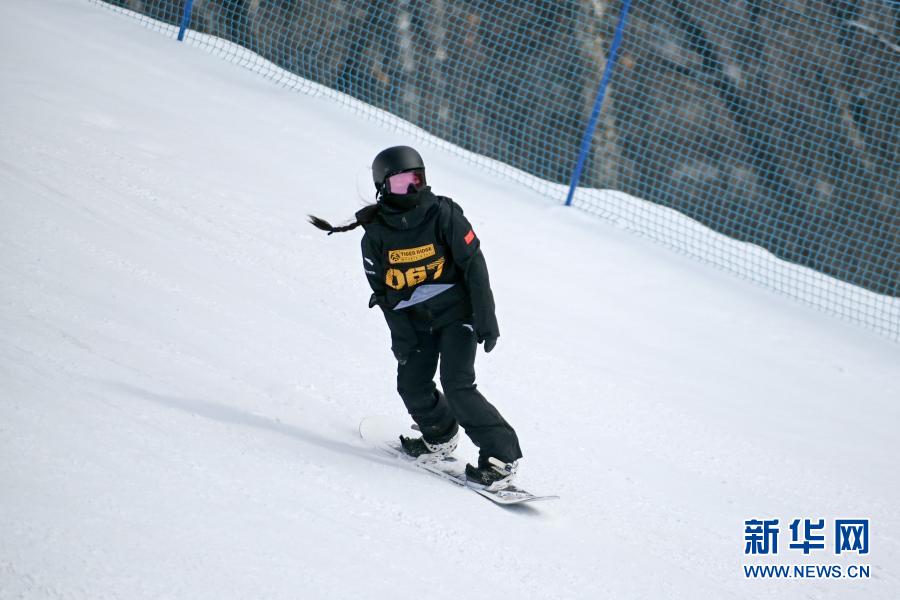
{"left": 2, "top": 1, "right": 899, "bottom": 598}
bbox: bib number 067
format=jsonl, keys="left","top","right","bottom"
{"left": 385, "top": 257, "right": 445, "bottom": 290}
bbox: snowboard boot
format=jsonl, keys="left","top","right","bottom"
{"left": 399, "top": 423, "right": 459, "bottom": 461}
{"left": 465, "top": 456, "right": 519, "bottom": 491}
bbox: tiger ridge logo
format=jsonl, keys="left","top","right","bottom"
{"left": 388, "top": 244, "right": 436, "bottom": 264}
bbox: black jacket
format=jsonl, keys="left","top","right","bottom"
{"left": 360, "top": 188, "right": 499, "bottom": 360}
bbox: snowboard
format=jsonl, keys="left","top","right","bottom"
{"left": 358, "top": 415, "right": 558, "bottom": 506}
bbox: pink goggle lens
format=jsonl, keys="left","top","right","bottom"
{"left": 387, "top": 170, "right": 422, "bottom": 194}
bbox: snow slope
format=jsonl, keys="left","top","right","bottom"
{"left": 2, "top": 1, "right": 899, "bottom": 598}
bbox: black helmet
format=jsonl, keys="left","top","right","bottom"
{"left": 372, "top": 146, "right": 426, "bottom": 192}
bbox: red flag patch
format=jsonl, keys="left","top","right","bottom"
{"left": 464, "top": 229, "right": 476, "bottom": 245}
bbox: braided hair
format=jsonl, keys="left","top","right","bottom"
{"left": 308, "top": 203, "right": 380, "bottom": 235}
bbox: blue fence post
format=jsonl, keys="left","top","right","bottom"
{"left": 564, "top": 0, "right": 633, "bottom": 207}
{"left": 177, "top": 0, "right": 195, "bottom": 42}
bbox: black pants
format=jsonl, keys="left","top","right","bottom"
{"left": 397, "top": 320, "right": 522, "bottom": 464}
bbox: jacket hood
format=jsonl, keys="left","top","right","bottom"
{"left": 375, "top": 187, "right": 438, "bottom": 230}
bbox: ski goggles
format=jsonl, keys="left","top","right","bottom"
{"left": 386, "top": 169, "right": 425, "bottom": 195}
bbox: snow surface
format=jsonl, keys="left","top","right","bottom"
{"left": 2, "top": 1, "right": 899, "bottom": 598}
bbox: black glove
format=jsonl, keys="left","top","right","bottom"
{"left": 373, "top": 294, "right": 420, "bottom": 366}
{"left": 479, "top": 335, "right": 498, "bottom": 353}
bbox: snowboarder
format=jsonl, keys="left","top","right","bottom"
{"left": 310, "top": 146, "right": 522, "bottom": 489}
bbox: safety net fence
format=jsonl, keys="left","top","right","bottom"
{"left": 88, "top": 0, "right": 899, "bottom": 340}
